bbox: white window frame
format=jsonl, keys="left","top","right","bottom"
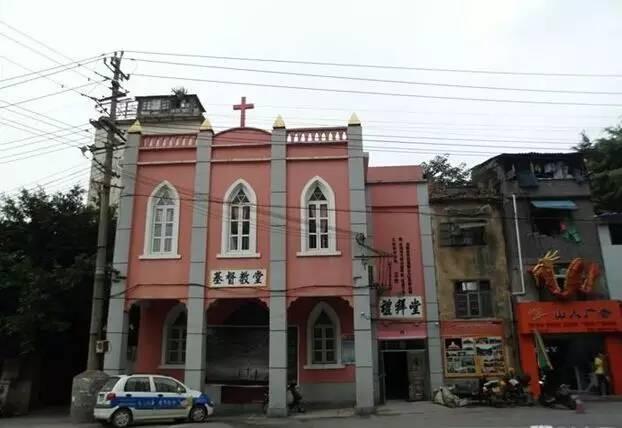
{"left": 160, "top": 304, "right": 187, "bottom": 368}
{"left": 141, "top": 181, "right": 181, "bottom": 259}
{"left": 298, "top": 176, "right": 340, "bottom": 256}
{"left": 304, "top": 302, "right": 344, "bottom": 369}
{"left": 218, "top": 179, "right": 260, "bottom": 258}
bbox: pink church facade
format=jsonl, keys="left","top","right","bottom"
{"left": 103, "top": 96, "right": 441, "bottom": 414}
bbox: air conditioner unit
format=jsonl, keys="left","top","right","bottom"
{"left": 96, "top": 340, "right": 110, "bottom": 354}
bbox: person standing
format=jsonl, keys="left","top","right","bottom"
{"left": 594, "top": 352, "right": 609, "bottom": 396}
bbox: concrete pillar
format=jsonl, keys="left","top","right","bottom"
{"left": 416, "top": 182, "right": 443, "bottom": 394}
{"left": 183, "top": 118, "right": 213, "bottom": 391}
{"left": 347, "top": 114, "right": 375, "bottom": 414}
{"left": 103, "top": 120, "right": 141, "bottom": 374}
{"left": 268, "top": 116, "right": 288, "bottom": 416}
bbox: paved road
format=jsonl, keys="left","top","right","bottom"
{"left": 3, "top": 402, "right": 622, "bottom": 428}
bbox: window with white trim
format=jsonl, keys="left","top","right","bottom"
{"left": 164, "top": 309, "right": 186, "bottom": 365}
{"left": 144, "top": 182, "right": 180, "bottom": 257}
{"left": 300, "top": 177, "right": 338, "bottom": 254}
{"left": 229, "top": 188, "right": 251, "bottom": 252}
{"left": 307, "top": 302, "right": 341, "bottom": 367}
{"left": 312, "top": 311, "right": 336, "bottom": 364}
{"left": 308, "top": 187, "right": 329, "bottom": 250}
{"left": 220, "top": 179, "right": 258, "bottom": 257}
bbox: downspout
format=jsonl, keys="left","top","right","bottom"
{"left": 512, "top": 193, "right": 526, "bottom": 295}
{"left": 510, "top": 193, "right": 526, "bottom": 375}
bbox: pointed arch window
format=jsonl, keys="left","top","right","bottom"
{"left": 161, "top": 305, "right": 186, "bottom": 367}
{"left": 219, "top": 179, "right": 259, "bottom": 258}
{"left": 299, "top": 177, "right": 340, "bottom": 256}
{"left": 305, "top": 302, "right": 343, "bottom": 369}
{"left": 142, "top": 182, "right": 180, "bottom": 259}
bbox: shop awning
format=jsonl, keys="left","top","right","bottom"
{"left": 531, "top": 200, "right": 577, "bottom": 210}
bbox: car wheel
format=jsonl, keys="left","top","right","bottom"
{"left": 189, "top": 405, "right": 207, "bottom": 422}
{"left": 110, "top": 408, "right": 132, "bottom": 428}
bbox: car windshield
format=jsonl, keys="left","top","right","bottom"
{"left": 100, "top": 376, "right": 120, "bottom": 392}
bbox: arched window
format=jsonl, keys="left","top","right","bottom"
{"left": 306, "top": 302, "right": 342, "bottom": 367}
{"left": 220, "top": 179, "right": 258, "bottom": 257}
{"left": 143, "top": 181, "right": 180, "bottom": 258}
{"left": 162, "top": 305, "right": 186, "bottom": 366}
{"left": 299, "top": 177, "right": 339, "bottom": 255}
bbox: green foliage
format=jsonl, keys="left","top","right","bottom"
{"left": 0, "top": 187, "right": 99, "bottom": 356}
{"left": 576, "top": 125, "right": 622, "bottom": 213}
{"left": 422, "top": 154, "right": 470, "bottom": 185}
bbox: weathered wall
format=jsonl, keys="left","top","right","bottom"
{"left": 430, "top": 193, "right": 516, "bottom": 377}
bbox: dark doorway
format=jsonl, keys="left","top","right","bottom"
{"left": 543, "top": 334, "right": 604, "bottom": 392}
{"left": 383, "top": 351, "right": 408, "bottom": 400}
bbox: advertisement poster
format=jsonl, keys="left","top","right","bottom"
{"left": 444, "top": 336, "right": 505, "bottom": 377}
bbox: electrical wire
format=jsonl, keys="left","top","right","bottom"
{"left": 133, "top": 73, "right": 622, "bottom": 108}
{"left": 126, "top": 50, "right": 622, "bottom": 78}
{"left": 0, "top": 57, "right": 102, "bottom": 90}
{"left": 0, "top": 80, "right": 105, "bottom": 109}
{"left": 127, "top": 57, "right": 622, "bottom": 96}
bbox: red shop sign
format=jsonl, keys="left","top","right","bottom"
{"left": 441, "top": 320, "right": 504, "bottom": 337}
{"left": 516, "top": 300, "right": 622, "bottom": 334}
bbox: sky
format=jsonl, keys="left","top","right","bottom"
{"left": 1, "top": 0, "right": 622, "bottom": 195}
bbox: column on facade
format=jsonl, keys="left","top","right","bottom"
{"left": 103, "top": 120, "right": 141, "bottom": 374}
{"left": 416, "top": 182, "right": 444, "bottom": 392}
{"left": 268, "top": 115, "right": 288, "bottom": 416}
{"left": 183, "top": 118, "right": 213, "bottom": 390}
{"left": 347, "top": 114, "right": 376, "bottom": 414}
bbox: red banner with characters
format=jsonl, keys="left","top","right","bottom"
{"left": 516, "top": 300, "right": 622, "bottom": 334}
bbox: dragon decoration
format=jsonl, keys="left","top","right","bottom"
{"left": 528, "top": 250, "right": 600, "bottom": 299}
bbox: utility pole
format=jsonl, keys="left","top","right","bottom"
{"left": 86, "top": 50, "right": 126, "bottom": 370}
{"left": 71, "top": 51, "right": 128, "bottom": 423}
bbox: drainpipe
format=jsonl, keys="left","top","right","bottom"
{"left": 512, "top": 193, "right": 526, "bottom": 296}
{"left": 510, "top": 193, "right": 526, "bottom": 375}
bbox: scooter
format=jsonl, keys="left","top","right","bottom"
{"left": 538, "top": 374, "right": 578, "bottom": 410}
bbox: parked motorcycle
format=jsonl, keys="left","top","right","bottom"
{"left": 480, "top": 378, "right": 506, "bottom": 407}
{"left": 538, "top": 374, "right": 578, "bottom": 410}
{"left": 504, "top": 373, "right": 535, "bottom": 406}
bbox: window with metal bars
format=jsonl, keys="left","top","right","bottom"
{"left": 454, "top": 280, "right": 493, "bottom": 318}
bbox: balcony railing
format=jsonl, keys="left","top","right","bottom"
{"left": 286, "top": 127, "right": 347, "bottom": 144}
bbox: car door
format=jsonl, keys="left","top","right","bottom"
{"left": 153, "top": 376, "right": 189, "bottom": 419}
{"left": 121, "top": 376, "right": 156, "bottom": 420}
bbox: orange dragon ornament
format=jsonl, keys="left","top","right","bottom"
{"left": 528, "top": 250, "right": 600, "bottom": 299}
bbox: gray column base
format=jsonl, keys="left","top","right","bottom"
{"left": 355, "top": 406, "right": 376, "bottom": 415}
{"left": 267, "top": 407, "right": 288, "bottom": 417}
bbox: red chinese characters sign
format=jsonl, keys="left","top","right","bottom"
{"left": 516, "top": 300, "right": 622, "bottom": 334}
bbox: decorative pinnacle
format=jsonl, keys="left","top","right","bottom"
{"left": 199, "top": 117, "right": 213, "bottom": 131}
{"left": 127, "top": 120, "right": 143, "bottom": 134}
{"left": 273, "top": 114, "right": 285, "bottom": 129}
{"left": 348, "top": 113, "right": 361, "bottom": 126}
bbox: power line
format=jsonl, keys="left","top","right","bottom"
{"left": 134, "top": 73, "right": 622, "bottom": 108}
{"left": 128, "top": 56, "right": 622, "bottom": 96}
{"left": 126, "top": 50, "right": 622, "bottom": 78}
{"left": 0, "top": 55, "right": 106, "bottom": 83}
{"left": 0, "top": 21, "right": 106, "bottom": 82}
{"left": 0, "top": 80, "right": 104, "bottom": 109}
{"left": 0, "top": 57, "right": 102, "bottom": 90}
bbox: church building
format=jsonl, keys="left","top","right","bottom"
{"left": 101, "top": 94, "right": 441, "bottom": 414}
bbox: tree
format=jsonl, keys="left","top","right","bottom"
{"left": 422, "top": 154, "right": 470, "bottom": 185}
{"left": 0, "top": 187, "right": 99, "bottom": 357}
{"left": 576, "top": 125, "right": 622, "bottom": 213}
